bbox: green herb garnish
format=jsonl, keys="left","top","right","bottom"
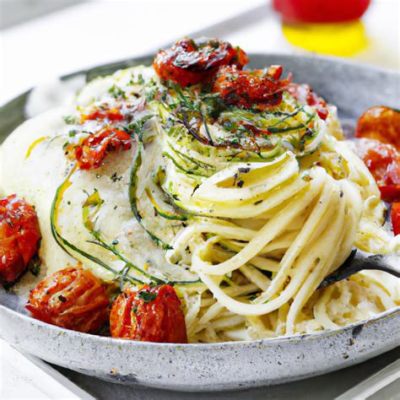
{"left": 138, "top": 290, "right": 157, "bottom": 303}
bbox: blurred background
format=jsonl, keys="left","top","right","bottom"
{"left": 0, "top": 0, "right": 399, "bottom": 104}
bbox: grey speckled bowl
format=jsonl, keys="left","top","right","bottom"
{"left": 0, "top": 54, "right": 399, "bottom": 392}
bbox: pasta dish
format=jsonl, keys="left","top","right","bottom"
{"left": 1, "top": 38, "right": 399, "bottom": 343}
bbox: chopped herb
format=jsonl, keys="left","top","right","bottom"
{"left": 126, "top": 115, "right": 153, "bottom": 141}
{"left": 63, "top": 115, "right": 78, "bottom": 125}
{"left": 128, "top": 73, "right": 145, "bottom": 86}
{"left": 145, "top": 89, "right": 156, "bottom": 102}
{"left": 191, "top": 184, "right": 200, "bottom": 196}
{"left": 108, "top": 85, "right": 126, "bottom": 99}
{"left": 68, "top": 130, "right": 77, "bottom": 137}
{"left": 138, "top": 290, "right": 157, "bottom": 303}
{"left": 110, "top": 172, "right": 122, "bottom": 182}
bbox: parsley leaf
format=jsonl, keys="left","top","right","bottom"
{"left": 63, "top": 115, "right": 78, "bottom": 125}
{"left": 137, "top": 290, "right": 157, "bottom": 303}
{"left": 108, "top": 85, "right": 126, "bottom": 99}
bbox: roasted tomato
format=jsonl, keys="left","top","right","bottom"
{"left": 356, "top": 106, "right": 400, "bottom": 151}
{"left": 391, "top": 202, "right": 400, "bottom": 236}
{"left": 287, "top": 83, "right": 329, "bottom": 120}
{"left": 212, "top": 65, "right": 290, "bottom": 110}
{"left": 82, "top": 108, "right": 124, "bottom": 122}
{"left": 110, "top": 284, "right": 187, "bottom": 343}
{"left": 0, "top": 195, "right": 41, "bottom": 285}
{"left": 153, "top": 38, "right": 248, "bottom": 87}
{"left": 354, "top": 138, "right": 400, "bottom": 202}
{"left": 75, "top": 128, "right": 132, "bottom": 170}
{"left": 26, "top": 266, "right": 109, "bottom": 333}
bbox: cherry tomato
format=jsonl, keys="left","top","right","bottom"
{"left": 0, "top": 195, "right": 41, "bottom": 285}
{"left": 153, "top": 38, "right": 248, "bottom": 87}
{"left": 110, "top": 285, "right": 187, "bottom": 343}
{"left": 83, "top": 108, "right": 124, "bottom": 122}
{"left": 273, "top": 0, "right": 371, "bottom": 23}
{"left": 212, "top": 65, "right": 290, "bottom": 110}
{"left": 287, "top": 83, "right": 329, "bottom": 120}
{"left": 354, "top": 138, "right": 400, "bottom": 202}
{"left": 356, "top": 106, "right": 400, "bottom": 151}
{"left": 26, "top": 266, "right": 109, "bottom": 333}
{"left": 75, "top": 128, "right": 132, "bottom": 170}
{"left": 391, "top": 202, "right": 400, "bottom": 236}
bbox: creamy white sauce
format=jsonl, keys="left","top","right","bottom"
{"left": 1, "top": 67, "right": 197, "bottom": 287}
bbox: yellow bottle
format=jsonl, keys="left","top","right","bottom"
{"left": 282, "top": 19, "right": 369, "bottom": 57}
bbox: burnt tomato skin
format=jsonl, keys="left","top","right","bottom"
{"left": 0, "top": 195, "right": 41, "bottom": 285}
{"left": 212, "top": 65, "right": 290, "bottom": 110}
{"left": 75, "top": 128, "right": 132, "bottom": 170}
{"left": 153, "top": 38, "right": 248, "bottom": 87}
{"left": 26, "top": 266, "right": 110, "bottom": 333}
{"left": 356, "top": 106, "right": 400, "bottom": 151}
{"left": 110, "top": 284, "right": 188, "bottom": 343}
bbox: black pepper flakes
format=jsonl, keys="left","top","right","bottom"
{"left": 58, "top": 295, "right": 67, "bottom": 303}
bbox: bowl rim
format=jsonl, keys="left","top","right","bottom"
{"left": 1, "top": 302, "right": 399, "bottom": 350}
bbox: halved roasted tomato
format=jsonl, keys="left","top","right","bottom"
{"left": 110, "top": 284, "right": 187, "bottom": 343}
{"left": 153, "top": 37, "right": 248, "bottom": 87}
{"left": 26, "top": 265, "right": 110, "bottom": 333}
{"left": 356, "top": 106, "right": 400, "bottom": 151}
{"left": 212, "top": 65, "right": 290, "bottom": 110}
{"left": 75, "top": 128, "right": 132, "bottom": 170}
{"left": 354, "top": 138, "right": 400, "bottom": 202}
{"left": 0, "top": 195, "right": 41, "bottom": 285}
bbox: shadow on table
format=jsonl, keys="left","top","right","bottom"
{"left": 55, "top": 346, "right": 400, "bottom": 400}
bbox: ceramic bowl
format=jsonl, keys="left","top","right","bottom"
{"left": 0, "top": 54, "right": 399, "bottom": 391}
